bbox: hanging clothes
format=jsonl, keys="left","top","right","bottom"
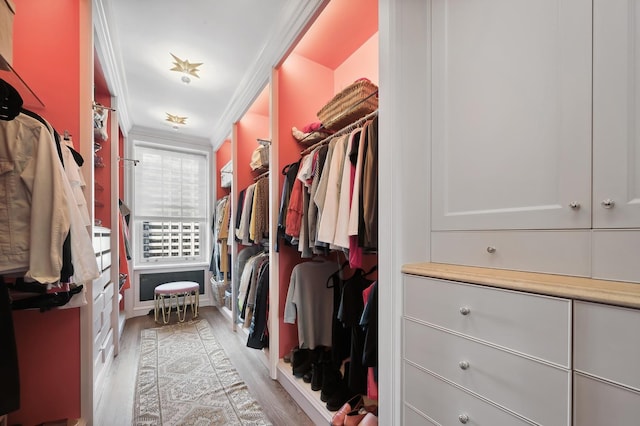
{"left": 284, "top": 259, "right": 339, "bottom": 349}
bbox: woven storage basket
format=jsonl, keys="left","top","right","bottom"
{"left": 317, "top": 79, "right": 378, "bottom": 131}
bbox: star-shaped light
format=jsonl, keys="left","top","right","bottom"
{"left": 166, "top": 113, "right": 187, "bottom": 125}
{"left": 169, "top": 53, "right": 202, "bottom": 78}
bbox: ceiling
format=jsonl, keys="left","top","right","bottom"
{"left": 93, "top": 0, "right": 326, "bottom": 149}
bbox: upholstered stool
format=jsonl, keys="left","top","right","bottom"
{"left": 154, "top": 281, "right": 200, "bottom": 324}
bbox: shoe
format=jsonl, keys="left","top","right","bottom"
{"left": 321, "top": 363, "right": 342, "bottom": 402}
{"left": 292, "top": 348, "right": 312, "bottom": 378}
{"left": 311, "top": 350, "right": 327, "bottom": 391}
{"left": 326, "top": 362, "right": 358, "bottom": 412}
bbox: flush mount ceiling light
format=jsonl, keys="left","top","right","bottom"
{"left": 166, "top": 113, "right": 188, "bottom": 130}
{"left": 170, "top": 53, "right": 202, "bottom": 84}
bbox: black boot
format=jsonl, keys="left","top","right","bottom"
{"left": 292, "top": 348, "right": 312, "bottom": 378}
{"left": 320, "top": 360, "right": 342, "bottom": 402}
{"left": 326, "top": 362, "right": 358, "bottom": 412}
{"left": 311, "top": 349, "right": 327, "bottom": 391}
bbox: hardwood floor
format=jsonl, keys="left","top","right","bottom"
{"left": 95, "top": 307, "right": 314, "bottom": 426}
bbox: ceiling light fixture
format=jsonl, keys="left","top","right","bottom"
{"left": 166, "top": 113, "right": 187, "bottom": 130}
{"left": 169, "top": 53, "right": 202, "bottom": 84}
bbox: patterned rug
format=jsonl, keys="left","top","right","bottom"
{"left": 133, "top": 320, "right": 272, "bottom": 425}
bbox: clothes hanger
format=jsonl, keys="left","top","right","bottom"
{"left": 0, "top": 78, "right": 23, "bottom": 121}
{"left": 326, "top": 261, "right": 350, "bottom": 288}
{"left": 363, "top": 264, "right": 377, "bottom": 278}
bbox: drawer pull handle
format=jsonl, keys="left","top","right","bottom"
{"left": 459, "top": 307, "right": 471, "bottom": 316}
{"left": 486, "top": 246, "right": 496, "bottom": 253}
{"left": 459, "top": 360, "right": 470, "bottom": 370}
{"left": 569, "top": 201, "right": 581, "bottom": 209}
{"left": 601, "top": 199, "right": 615, "bottom": 209}
{"left": 459, "top": 414, "right": 469, "bottom": 424}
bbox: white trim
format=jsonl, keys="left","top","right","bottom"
{"left": 92, "top": 0, "right": 132, "bottom": 136}
{"left": 379, "top": 0, "right": 432, "bottom": 425}
{"left": 210, "top": 0, "right": 327, "bottom": 149}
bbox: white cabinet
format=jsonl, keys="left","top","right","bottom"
{"left": 403, "top": 274, "right": 572, "bottom": 425}
{"left": 573, "top": 301, "right": 640, "bottom": 425}
{"left": 91, "top": 227, "right": 115, "bottom": 409}
{"left": 431, "top": 0, "right": 592, "bottom": 231}
{"left": 592, "top": 0, "right": 640, "bottom": 229}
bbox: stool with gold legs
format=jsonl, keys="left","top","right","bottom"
{"left": 153, "top": 281, "right": 200, "bottom": 324}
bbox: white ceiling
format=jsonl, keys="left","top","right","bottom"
{"left": 93, "top": 0, "right": 325, "bottom": 148}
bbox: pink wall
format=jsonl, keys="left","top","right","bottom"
{"left": 236, "top": 112, "right": 269, "bottom": 191}
{"left": 334, "top": 32, "right": 379, "bottom": 89}
{"left": 216, "top": 139, "right": 232, "bottom": 197}
{"left": 9, "top": 0, "right": 86, "bottom": 424}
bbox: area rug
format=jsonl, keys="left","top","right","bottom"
{"left": 133, "top": 319, "right": 272, "bottom": 425}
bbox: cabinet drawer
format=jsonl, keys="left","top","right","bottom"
{"left": 574, "top": 301, "right": 640, "bottom": 391}
{"left": 404, "top": 363, "right": 532, "bottom": 426}
{"left": 404, "top": 319, "right": 569, "bottom": 426}
{"left": 101, "top": 251, "right": 112, "bottom": 271}
{"left": 431, "top": 230, "right": 591, "bottom": 277}
{"left": 92, "top": 269, "right": 110, "bottom": 293}
{"left": 404, "top": 275, "right": 571, "bottom": 367}
{"left": 404, "top": 406, "right": 434, "bottom": 426}
{"left": 103, "top": 282, "right": 114, "bottom": 302}
{"left": 574, "top": 372, "right": 640, "bottom": 426}
{"left": 92, "top": 293, "right": 104, "bottom": 318}
{"left": 592, "top": 230, "right": 640, "bottom": 284}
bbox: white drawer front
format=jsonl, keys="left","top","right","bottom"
{"left": 404, "top": 363, "right": 532, "bottom": 426}
{"left": 404, "top": 275, "right": 571, "bottom": 367}
{"left": 92, "top": 269, "right": 110, "bottom": 293}
{"left": 101, "top": 251, "right": 112, "bottom": 271}
{"left": 431, "top": 230, "right": 591, "bottom": 277}
{"left": 574, "top": 372, "right": 640, "bottom": 426}
{"left": 404, "top": 319, "right": 570, "bottom": 426}
{"left": 574, "top": 301, "right": 640, "bottom": 391}
{"left": 592, "top": 230, "right": 640, "bottom": 284}
{"left": 404, "top": 406, "right": 435, "bottom": 426}
{"left": 103, "top": 282, "right": 114, "bottom": 302}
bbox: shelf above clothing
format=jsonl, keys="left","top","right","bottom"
{"left": 0, "top": 55, "right": 45, "bottom": 109}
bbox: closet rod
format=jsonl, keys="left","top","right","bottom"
{"left": 297, "top": 89, "right": 378, "bottom": 146}
{"left": 254, "top": 170, "right": 269, "bottom": 181}
{"left": 300, "top": 109, "right": 378, "bottom": 155}
{"left": 93, "top": 101, "right": 116, "bottom": 112}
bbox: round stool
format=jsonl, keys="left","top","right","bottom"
{"left": 154, "top": 281, "right": 200, "bottom": 324}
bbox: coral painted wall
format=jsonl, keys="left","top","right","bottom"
{"left": 8, "top": 0, "right": 89, "bottom": 424}
{"left": 216, "top": 138, "right": 232, "bottom": 197}
{"left": 236, "top": 112, "right": 269, "bottom": 191}
{"left": 334, "top": 32, "right": 379, "bottom": 89}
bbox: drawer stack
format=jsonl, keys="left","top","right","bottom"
{"left": 573, "top": 301, "right": 640, "bottom": 425}
{"left": 403, "top": 275, "right": 572, "bottom": 425}
{"left": 92, "top": 227, "right": 114, "bottom": 408}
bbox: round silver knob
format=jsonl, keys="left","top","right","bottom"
{"left": 459, "top": 307, "right": 471, "bottom": 316}
{"left": 459, "top": 361, "right": 470, "bottom": 370}
{"left": 601, "top": 199, "right": 615, "bottom": 209}
{"left": 459, "top": 414, "right": 469, "bottom": 424}
{"left": 486, "top": 246, "right": 496, "bottom": 253}
{"left": 569, "top": 202, "right": 581, "bottom": 209}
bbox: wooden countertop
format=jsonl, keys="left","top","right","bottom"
{"left": 402, "top": 262, "right": 640, "bottom": 309}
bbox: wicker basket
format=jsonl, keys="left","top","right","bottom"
{"left": 317, "top": 79, "right": 378, "bottom": 131}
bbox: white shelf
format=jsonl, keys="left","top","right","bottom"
{"left": 276, "top": 360, "right": 333, "bottom": 425}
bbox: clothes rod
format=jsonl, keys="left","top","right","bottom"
{"left": 301, "top": 109, "right": 378, "bottom": 155}
{"left": 93, "top": 102, "right": 116, "bottom": 112}
{"left": 118, "top": 157, "right": 139, "bottom": 166}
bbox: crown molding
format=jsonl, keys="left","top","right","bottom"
{"left": 129, "top": 125, "right": 213, "bottom": 150}
{"left": 210, "top": 0, "right": 328, "bottom": 150}
{"left": 93, "top": 0, "right": 132, "bottom": 136}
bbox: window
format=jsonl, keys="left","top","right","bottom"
{"left": 133, "top": 144, "right": 208, "bottom": 264}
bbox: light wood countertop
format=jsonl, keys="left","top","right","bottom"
{"left": 402, "top": 262, "right": 640, "bottom": 309}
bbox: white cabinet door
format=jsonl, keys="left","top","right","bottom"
{"left": 431, "top": 0, "right": 592, "bottom": 231}
{"left": 593, "top": 0, "right": 640, "bottom": 228}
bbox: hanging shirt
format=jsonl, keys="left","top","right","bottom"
{"left": 316, "top": 134, "right": 349, "bottom": 245}
{"left": 284, "top": 260, "right": 339, "bottom": 349}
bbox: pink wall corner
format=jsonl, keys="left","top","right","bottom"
{"left": 236, "top": 112, "right": 269, "bottom": 191}
{"left": 334, "top": 32, "right": 379, "bottom": 90}
{"left": 216, "top": 139, "right": 232, "bottom": 197}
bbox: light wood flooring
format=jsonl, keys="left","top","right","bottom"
{"left": 95, "top": 306, "right": 313, "bottom": 426}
